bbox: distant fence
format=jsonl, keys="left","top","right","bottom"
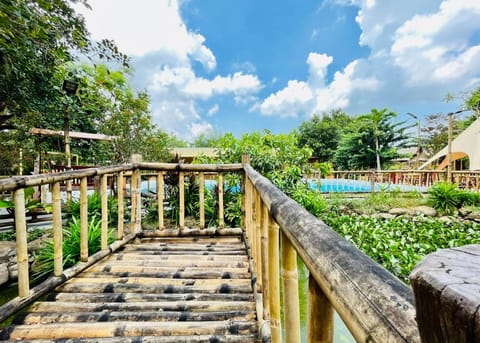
{"left": 308, "top": 170, "right": 480, "bottom": 193}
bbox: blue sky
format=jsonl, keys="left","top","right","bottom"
{"left": 76, "top": 0, "right": 480, "bottom": 140}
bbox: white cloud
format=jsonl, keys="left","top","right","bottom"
{"left": 76, "top": 0, "right": 262, "bottom": 139}
{"left": 258, "top": 0, "right": 480, "bottom": 117}
{"left": 207, "top": 104, "right": 219, "bottom": 116}
{"left": 189, "top": 122, "right": 214, "bottom": 137}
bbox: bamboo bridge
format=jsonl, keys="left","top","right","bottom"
{"left": 0, "top": 158, "right": 478, "bottom": 342}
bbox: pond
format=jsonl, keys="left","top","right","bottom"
{"left": 296, "top": 258, "right": 355, "bottom": 342}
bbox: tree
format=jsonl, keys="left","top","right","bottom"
{"left": 334, "top": 108, "right": 410, "bottom": 170}
{"left": 297, "top": 109, "right": 351, "bottom": 162}
{"left": 466, "top": 86, "right": 480, "bottom": 115}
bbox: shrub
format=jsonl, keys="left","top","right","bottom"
{"left": 33, "top": 216, "right": 113, "bottom": 279}
{"left": 428, "top": 182, "right": 461, "bottom": 215}
{"left": 65, "top": 192, "right": 119, "bottom": 225}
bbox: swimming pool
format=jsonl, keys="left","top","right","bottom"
{"left": 310, "top": 178, "right": 427, "bottom": 193}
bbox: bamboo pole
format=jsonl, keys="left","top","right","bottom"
{"left": 130, "top": 173, "right": 137, "bottom": 234}
{"left": 218, "top": 173, "right": 224, "bottom": 229}
{"left": 14, "top": 188, "right": 29, "bottom": 297}
{"left": 260, "top": 202, "right": 270, "bottom": 320}
{"left": 157, "top": 172, "right": 164, "bottom": 230}
{"left": 52, "top": 182, "right": 63, "bottom": 276}
{"left": 101, "top": 174, "right": 108, "bottom": 250}
{"left": 241, "top": 155, "right": 250, "bottom": 231}
{"left": 244, "top": 179, "right": 252, "bottom": 242}
{"left": 199, "top": 172, "right": 205, "bottom": 229}
{"left": 268, "top": 217, "right": 282, "bottom": 343}
{"left": 179, "top": 172, "right": 185, "bottom": 229}
{"left": 308, "top": 276, "right": 334, "bottom": 343}
{"left": 255, "top": 191, "right": 263, "bottom": 292}
{"left": 80, "top": 176, "right": 88, "bottom": 262}
{"left": 136, "top": 171, "right": 142, "bottom": 233}
{"left": 281, "top": 231, "right": 301, "bottom": 343}
{"left": 117, "top": 172, "right": 124, "bottom": 239}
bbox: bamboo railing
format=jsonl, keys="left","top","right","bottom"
{"left": 0, "top": 161, "right": 243, "bottom": 323}
{"left": 1, "top": 159, "right": 478, "bottom": 342}
{"left": 244, "top": 164, "right": 420, "bottom": 342}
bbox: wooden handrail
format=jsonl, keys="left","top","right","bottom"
{"left": 244, "top": 164, "right": 420, "bottom": 342}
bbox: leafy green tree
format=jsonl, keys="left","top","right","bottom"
{"left": 466, "top": 86, "right": 480, "bottom": 115}
{"left": 298, "top": 109, "right": 351, "bottom": 162}
{"left": 334, "top": 108, "right": 410, "bottom": 170}
{"left": 0, "top": 0, "right": 128, "bottom": 116}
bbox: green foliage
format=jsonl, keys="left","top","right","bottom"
{"left": 0, "top": 228, "right": 44, "bottom": 242}
{"left": 466, "top": 86, "right": 480, "bottom": 115}
{"left": 65, "top": 192, "right": 119, "bottom": 226}
{"left": 334, "top": 108, "right": 411, "bottom": 170}
{"left": 298, "top": 110, "right": 351, "bottom": 162}
{"left": 33, "top": 216, "right": 113, "bottom": 279}
{"left": 0, "top": 187, "right": 51, "bottom": 215}
{"left": 321, "top": 213, "right": 480, "bottom": 282}
{"left": 291, "top": 184, "right": 327, "bottom": 217}
{"left": 428, "top": 182, "right": 480, "bottom": 215}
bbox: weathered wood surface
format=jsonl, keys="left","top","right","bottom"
{"left": 0, "top": 234, "right": 259, "bottom": 342}
{"left": 410, "top": 244, "right": 480, "bottom": 343}
{"left": 244, "top": 165, "right": 420, "bottom": 342}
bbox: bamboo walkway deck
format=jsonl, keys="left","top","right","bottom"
{"left": 0, "top": 232, "right": 259, "bottom": 342}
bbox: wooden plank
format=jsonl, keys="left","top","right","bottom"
{"left": 29, "top": 127, "right": 116, "bottom": 141}
{"left": 117, "top": 172, "right": 124, "bottom": 239}
{"left": 179, "top": 172, "right": 185, "bottom": 229}
{"left": 108, "top": 253, "right": 248, "bottom": 262}
{"left": 2, "top": 320, "right": 258, "bottom": 340}
{"left": 268, "top": 217, "right": 282, "bottom": 343}
{"left": 137, "top": 228, "right": 243, "bottom": 237}
{"left": 0, "top": 334, "right": 259, "bottom": 342}
{"left": 15, "top": 310, "right": 257, "bottom": 325}
{"left": 101, "top": 174, "right": 108, "bottom": 250}
{"left": 48, "top": 292, "right": 255, "bottom": 303}
{"left": 157, "top": 172, "right": 164, "bottom": 230}
{"left": 28, "top": 300, "right": 256, "bottom": 313}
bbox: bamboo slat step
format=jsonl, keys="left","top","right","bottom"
{"left": 0, "top": 233, "right": 259, "bottom": 342}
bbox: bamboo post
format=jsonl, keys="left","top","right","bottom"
{"left": 218, "top": 172, "right": 224, "bottom": 229}
{"left": 117, "top": 172, "right": 124, "bottom": 239}
{"left": 199, "top": 172, "right": 205, "bottom": 229}
{"left": 245, "top": 178, "right": 253, "bottom": 242}
{"left": 179, "top": 171, "right": 185, "bottom": 228}
{"left": 52, "top": 182, "right": 63, "bottom": 277}
{"left": 14, "top": 189, "right": 29, "bottom": 297}
{"left": 101, "top": 174, "right": 108, "bottom": 250}
{"left": 241, "top": 155, "right": 250, "bottom": 231}
{"left": 130, "top": 173, "right": 137, "bottom": 234}
{"left": 308, "top": 276, "right": 334, "bottom": 343}
{"left": 260, "top": 202, "right": 270, "bottom": 319}
{"left": 255, "top": 191, "right": 263, "bottom": 292}
{"left": 157, "top": 172, "right": 164, "bottom": 230}
{"left": 281, "top": 231, "right": 301, "bottom": 343}
{"left": 80, "top": 176, "right": 88, "bottom": 262}
{"left": 268, "top": 217, "right": 282, "bottom": 343}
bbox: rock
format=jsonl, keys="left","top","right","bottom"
{"left": 413, "top": 206, "right": 437, "bottom": 217}
{"left": 465, "top": 212, "right": 480, "bottom": 222}
{"left": 438, "top": 216, "right": 453, "bottom": 224}
{"left": 459, "top": 208, "right": 473, "bottom": 217}
{"left": 388, "top": 208, "right": 413, "bottom": 216}
{"left": 27, "top": 237, "right": 46, "bottom": 252}
{"left": 0, "top": 263, "right": 9, "bottom": 286}
{"left": 0, "top": 241, "right": 16, "bottom": 262}
{"left": 379, "top": 213, "right": 396, "bottom": 220}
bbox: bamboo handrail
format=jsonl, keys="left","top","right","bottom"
{"left": 244, "top": 164, "right": 420, "bottom": 342}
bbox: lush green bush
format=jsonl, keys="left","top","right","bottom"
{"left": 65, "top": 192, "right": 119, "bottom": 225}
{"left": 321, "top": 213, "right": 480, "bottom": 282}
{"left": 0, "top": 228, "right": 44, "bottom": 242}
{"left": 428, "top": 182, "right": 480, "bottom": 215}
{"left": 33, "top": 216, "right": 113, "bottom": 279}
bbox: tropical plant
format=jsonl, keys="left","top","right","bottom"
{"left": 334, "top": 108, "right": 411, "bottom": 170}
{"left": 0, "top": 187, "right": 51, "bottom": 215}
{"left": 33, "top": 216, "right": 113, "bottom": 278}
{"left": 428, "top": 182, "right": 461, "bottom": 215}
{"left": 65, "top": 191, "right": 119, "bottom": 226}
